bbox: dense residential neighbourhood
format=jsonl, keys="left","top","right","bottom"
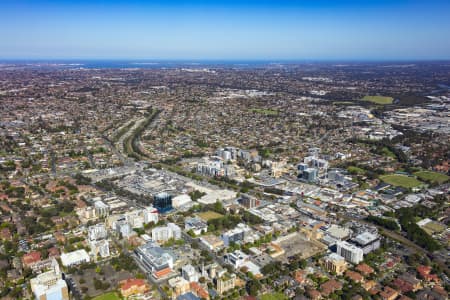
{"left": 0, "top": 62, "right": 449, "bottom": 300}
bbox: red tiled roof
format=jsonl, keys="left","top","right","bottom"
{"left": 417, "top": 265, "right": 431, "bottom": 275}
{"left": 154, "top": 267, "right": 171, "bottom": 279}
{"left": 379, "top": 286, "right": 398, "bottom": 300}
{"left": 346, "top": 270, "right": 364, "bottom": 283}
{"left": 190, "top": 282, "right": 209, "bottom": 299}
{"left": 120, "top": 278, "right": 147, "bottom": 291}
{"left": 356, "top": 263, "right": 374, "bottom": 275}
{"left": 393, "top": 278, "right": 414, "bottom": 293}
{"left": 22, "top": 251, "right": 41, "bottom": 266}
{"left": 321, "top": 279, "right": 343, "bottom": 296}
{"left": 307, "top": 289, "right": 321, "bottom": 300}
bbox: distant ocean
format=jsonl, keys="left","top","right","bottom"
{"left": 0, "top": 60, "right": 302, "bottom": 69}
{"left": 1, "top": 59, "right": 447, "bottom": 70}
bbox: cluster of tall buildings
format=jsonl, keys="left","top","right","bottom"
{"left": 196, "top": 157, "right": 235, "bottom": 177}
{"left": 297, "top": 147, "right": 330, "bottom": 182}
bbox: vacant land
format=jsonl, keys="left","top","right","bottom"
{"left": 380, "top": 174, "right": 422, "bottom": 188}
{"left": 93, "top": 292, "right": 121, "bottom": 300}
{"left": 362, "top": 95, "right": 394, "bottom": 105}
{"left": 261, "top": 292, "right": 289, "bottom": 300}
{"left": 275, "top": 232, "right": 326, "bottom": 261}
{"left": 249, "top": 108, "right": 279, "bottom": 116}
{"left": 197, "top": 211, "right": 224, "bottom": 221}
{"left": 414, "top": 171, "right": 449, "bottom": 184}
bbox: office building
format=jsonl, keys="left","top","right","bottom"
{"left": 154, "top": 192, "right": 173, "bottom": 213}
{"left": 152, "top": 223, "right": 181, "bottom": 242}
{"left": 30, "top": 259, "right": 69, "bottom": 300}
{"left": 337, "top": 241, "right": 364, "bottom": 264}
{"left": 322, "top": 253, "right": 347, "bottom": 275}
{"left": 143, "top": 206, "right": 159, "bottom": 224}
{"left": 88, "top": 223, "right": 108, "bottom": 241}
{"left": 352, "top": 232, "right": 380, "bottom": 254}
{"left": 125, "top": 210, "right": 144, "bottom": 229}
{"left": 328, "top": 169, "right": 346, "bottom": 183}
{"left": 182, "top": 264, "right": 200, "bottom": 282}
{"left": 90, "top": 239, "right": 110, "bottom": 259}
{"left": 224, "top": 250, "right": 249, "bottom": 269}
{"left": 239, "top": 194, "right": 260, "bottom": 209}
{"left": 220, "top": 224, "right": 249, "bottom": 246}
{"left": 94, "top": 200, "right": 109, "bottom": 217}
{"left": 297, "top": 163, "right": 309, "bottom": 171}
{"left": 115, "top": 218, "right": 133, "bottom": 238}
{"left": 135, "top": 241, "right": 175, "bottom": 278}
{"left": 302, "top": 168, "right": 318, "bottom": 182}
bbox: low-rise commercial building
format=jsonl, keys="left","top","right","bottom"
{"left": 216, "top": 273, "right": 236, "bottom": 295}
{"left": 135, "top": 241, "right": 175, "bottom": 278}
{"left": 60, "top": 249, "right": 90, "bottom": 267}
{"left": 185, "top": 217, "right": 207, "bottom": 236}
{"left": 322, "top": 253, "right": 347, "bottom": 275}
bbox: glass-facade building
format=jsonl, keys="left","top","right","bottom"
{"left": 154, "top": 192, "right": 173, "bottom": 213}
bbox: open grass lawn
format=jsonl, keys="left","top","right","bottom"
{"left": 347, "top": 166, "right": 366, "bottom": 175}
{"left": 197, "top": 211, "right": 224, "bottom": 221}
{"left": 92, "top": 292, "right": 121, "bottom": 300}
{"left": 333, "top": 101, "right": 353, "bottom": 105}
{"left": 380, "top": 174, "right": 422, "bottom": 188}
{"left": 249, "top": 108, "right": 279, "bottom": 116}
{"left": 362, "top": 95, "right": 394, "bottom": 105}
{"left": 414, "top": 171, "right": 449, "bottom": 184}
{"left": 422, "top": 221, "right": 446, "bottom": 234}
{"left": 381, "top": 147, "right": 396, "bottom": 159}
{"left": 261, "top": 292, "right": 289, "bottom": 300}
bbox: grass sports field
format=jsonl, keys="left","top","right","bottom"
{"left": 414, "top": 171, "right": 449, "bottom": 184}
{"left": 333, "top": 101, "right": 354, "bottom": 105}
{"left": 261, "top": 293, "right": 289, "bottom": 300}
{"left": 362, "top": 95, "right": 394, "bottom": 105}
{"left": 197, "top": 211, "right": 224, "bottom": 221}
{"left": 249, "top": 108, "right": 279, "bottom": 116}
{"left": 380, "top": 174, "right": 422, "bottom": 188}
{"left": 92, "top": 292, "right": 121, "bottom": 300}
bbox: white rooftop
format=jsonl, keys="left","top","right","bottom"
{"left": 61, "top": 249, "right": 90, "bottom": 266}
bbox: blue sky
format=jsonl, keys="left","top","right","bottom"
{"left": 1, "top": 0, "right": 450, "bottom": 60}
